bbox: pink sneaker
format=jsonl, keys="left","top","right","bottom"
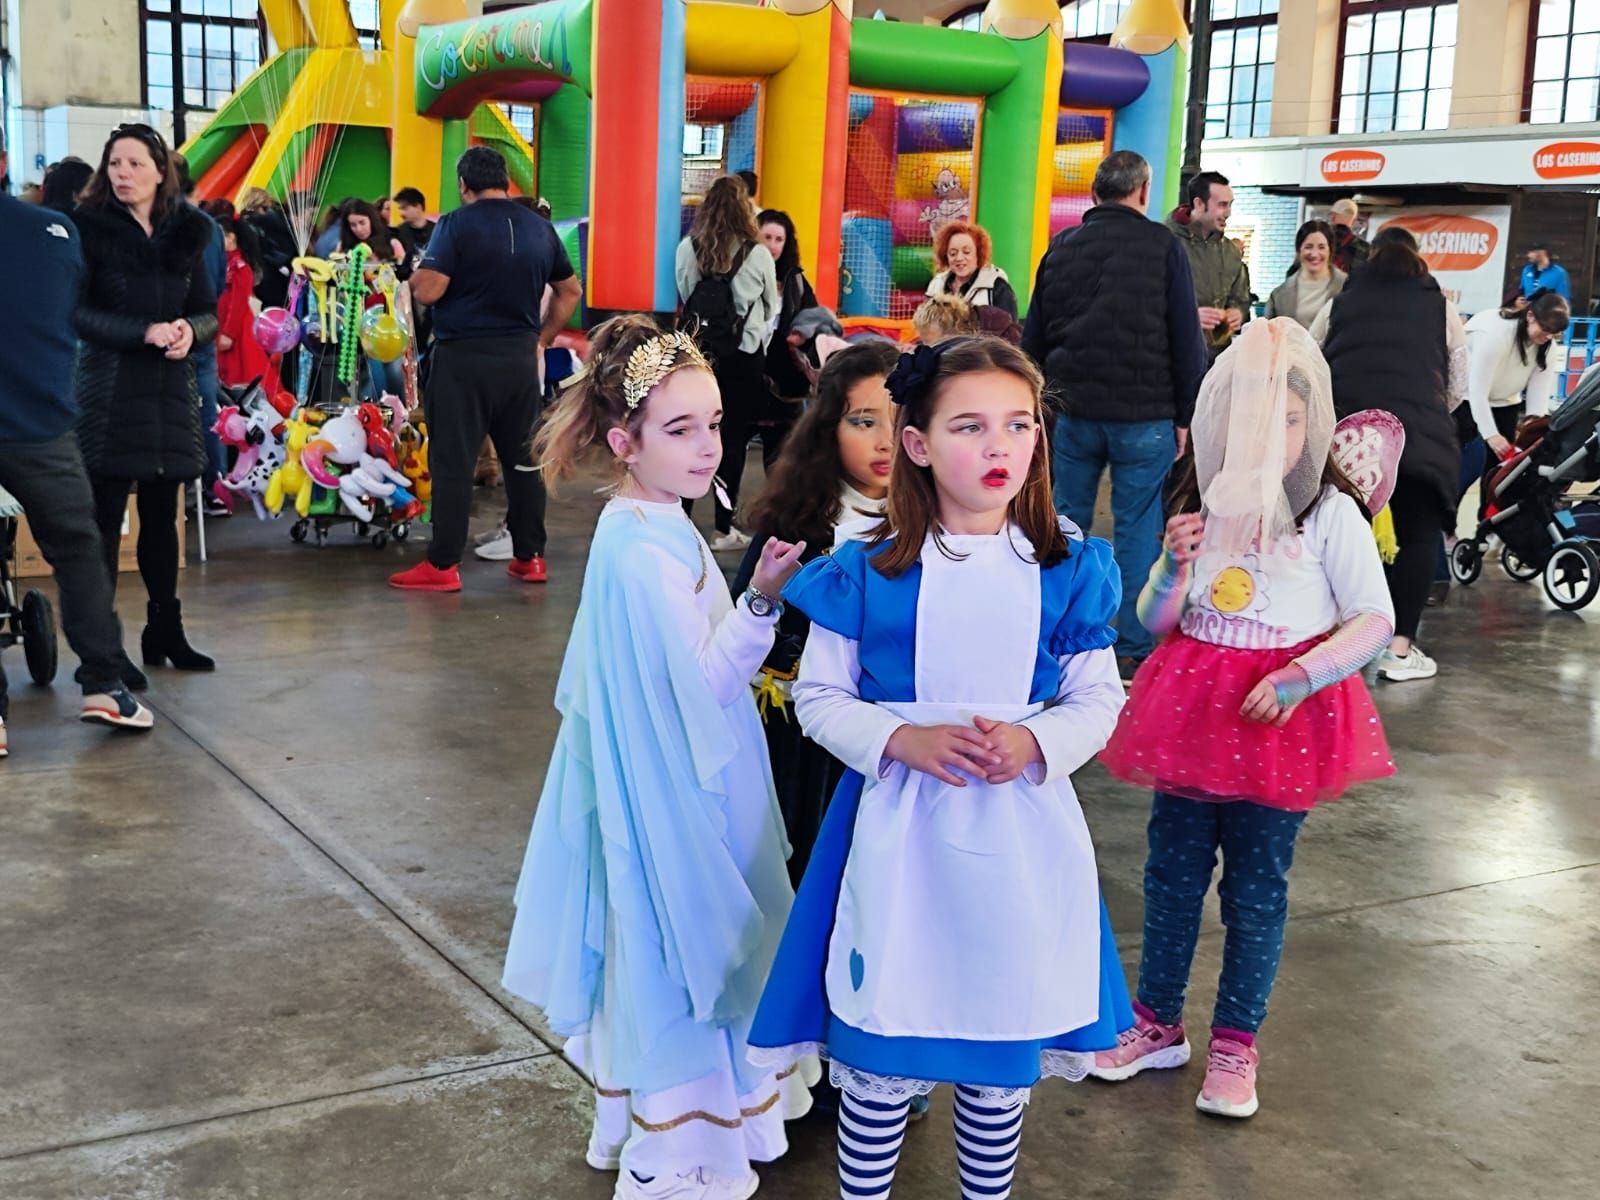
{"left": 1195, "top": 1035, "right": 1260, "bottom": 1118}
{"left": 1087, "top": 1009, "right": 1191, "bottom": 1082}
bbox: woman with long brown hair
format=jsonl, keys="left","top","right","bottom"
{"left": 338, "top": 197, "right": 408, "bottom": 269}
{"left": 72, "top": 122, "right": 218, "bottom": 679}
{"left": 675, "top": 175, "right": 780, "bottom": 551}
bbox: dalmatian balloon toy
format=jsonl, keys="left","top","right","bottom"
{"left": 212, "top": 389, "right": 288, "bottom": 520}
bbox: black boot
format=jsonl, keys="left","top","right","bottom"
{"left": 142, "top": 599, "right": 215, "bottom": 672}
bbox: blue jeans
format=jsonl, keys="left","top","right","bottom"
{"left": 196, "top": 351, "right": 225, "bottom": 489}
{"left": 1052, "top": 414, "right": 1173, "bottom": 660}
{"left": 1136, "top": 793, "right": 1308, "bottom": 1035}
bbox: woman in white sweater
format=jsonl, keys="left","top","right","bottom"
{"left": 1265, "top": 220, "right": 1347, "bottom": 329}
{"left": 1463, "top": 291, "right": 1571, "bottom": 461}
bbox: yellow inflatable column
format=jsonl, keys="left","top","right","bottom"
{"left": 259, "top": 0, "right": 313, "bottom": 48}
{"left": 385, "top": 0, "right": 445, "bottom": 210}
{"left": 300, "top": 0, "right": 359, "bottom": 47}
{"left": 764, "top": 0, "right": 853, "bottom": 308}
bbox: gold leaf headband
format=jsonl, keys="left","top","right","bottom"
{"left": 623, "top": 332, "right": 708, "bottom": 411}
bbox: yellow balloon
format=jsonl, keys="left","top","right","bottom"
{"left": 360, "top": 309, "right": 410, "bottom": 363}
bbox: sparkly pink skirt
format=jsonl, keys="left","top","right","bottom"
{"left": 1100, "top": 632, "right": 1395, "bottom": 812}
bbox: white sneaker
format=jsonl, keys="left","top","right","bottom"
{"left": 613, "top": 1167, "right": 758, "bottom": 1200}
{"left": 707, "top": 529, "right": 752, "bottom": 553}
{"left": 587, "top": 1131, "right": 623, "bottom": 1171}
{"left": 0, "top": 715, "right": 8, "bottom": 758}
{"left": 1376, "top": 647, "right": 1438, "bottom": 682}
{"left": 473, "top": 529, "right": 514, "bottom": 561}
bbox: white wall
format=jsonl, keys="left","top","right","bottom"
{"left": 12, "top": 0, "right": 143, "bottom": 111}
{"left": 3, "top": 0, "right": 160, "bottom": 186}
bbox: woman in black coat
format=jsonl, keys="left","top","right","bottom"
{"left": 1322, "top": 227, "right": 1459, "bottom": 684}
{"left": 73, "top": 123, "right": 218, "bottom": 676}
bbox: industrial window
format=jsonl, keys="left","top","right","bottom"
{"left": 1206, "top": 1, "right": 1280, "bottom": 140}
{"left": 348, "top": 0, "right": 382, "bottom": 50}
{"left": 683, "top": 125, "right": 726, "bottom": 163}
{"left": 500, "top": 105, "right": 538, "bottom": 145}
{"left": 1060, "top": 1, "right": 1134, "bottom": 40}
{"left": 943, "top": 4, "right": 986, "bottom": 32}
{"left": 1335, "top": 1, "right": 1458, "bottom": 134}
{"left": 141, "top": 0, "right": 265, "bottom": 145}
{"left": 1526, "top": 0, "right": 1600, "bottom": 123}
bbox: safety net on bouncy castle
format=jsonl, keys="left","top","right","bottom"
{"left": 841, "top": 94, "right": 1111, "bottom": 321}
{"left": 681, "top": 79, "right": 764, "bottom": 233}
{"left": 1053, "top": 110, "right": 1111, "bottom": 235}
{"left": 841, "top": 94, "right": 980, "bottom": 321}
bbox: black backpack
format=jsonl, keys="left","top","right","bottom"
{"left": 680, "top": 242, "right": 753, "bottom": 364}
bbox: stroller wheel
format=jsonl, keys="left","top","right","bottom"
{"left": 1500, "top": 546, "right": 1541, "bottom": 582}
{"left": 1448, "top": 539, "right": 1482, "bottom": 585}
{"left": 20, "top": 589, "right": 58, "bottom": 686}
{"left": 1542, "top": 540, "right": 1600, "bottom": 611}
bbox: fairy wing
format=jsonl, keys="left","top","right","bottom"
{"left": 1332, "top": 409, "right": 1407, "bottom": 513}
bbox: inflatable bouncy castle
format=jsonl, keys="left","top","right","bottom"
{"left": 182, "top": 0, "right": 1190, "bottom": 322}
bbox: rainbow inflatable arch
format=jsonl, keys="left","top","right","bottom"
{"left": 182, "top": 0, "right": 1187, "bottom": 321}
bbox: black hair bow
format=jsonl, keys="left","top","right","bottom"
{"left": 885, "top": 337, "right": 976, "bottom": 407}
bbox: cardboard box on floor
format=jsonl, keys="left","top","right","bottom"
{"left": 12, "top": 496, "right": 186, "bottom": 579}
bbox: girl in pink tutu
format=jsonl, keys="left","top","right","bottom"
{"left": 1096, "top": 317, "right": 1395, "bottom": 1119}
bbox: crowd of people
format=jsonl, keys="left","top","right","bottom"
{"left": 499, "top": 152, "right": 1574, "bottom": 1200}
{"left": 0, "top": 120, "right": 1582, "bottom": 1200}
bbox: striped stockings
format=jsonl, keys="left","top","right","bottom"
{"left": 836, "top": 1086, "right": 1026, "bottom": 1200}
{"left": 837, "top": 1091, "right": 910, "bottom": 1200}
{"left": 952, "top": 1086, "right": 1025, "bottom": 1198}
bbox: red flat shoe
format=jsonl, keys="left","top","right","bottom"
{"left": 508, "top": 556, "right": 548, "bottom": 584}
{"left": 390, "top": 561, "right": 462, "bottom": 592}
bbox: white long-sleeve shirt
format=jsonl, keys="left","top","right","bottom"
{"left": 641, "top": 543, "right": 777, "bottom": 707}
{"left": 1465, "top": 309, "right": 1562, "bottom": 440}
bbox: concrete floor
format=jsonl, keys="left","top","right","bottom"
{"left": 1, "top": 470, "right": 1597, "bottom": 1200}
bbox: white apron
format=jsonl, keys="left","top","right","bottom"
{"left": 821, "top": 534, "right": 1103, "bottom": 1042}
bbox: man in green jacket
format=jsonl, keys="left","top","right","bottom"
{"left": 1167, "top": 170, "right": 1252, "bottom": 358}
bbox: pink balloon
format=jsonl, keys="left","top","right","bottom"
{"left": 253, "top": 306, "right": 301, "bottom": 354}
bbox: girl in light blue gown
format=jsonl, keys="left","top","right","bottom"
{"left": 502, "top": 316, "right": 817, "bottom": 1200}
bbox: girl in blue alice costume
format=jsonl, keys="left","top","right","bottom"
{"left": 748, "top": 337, "right": 1133, "bottom": 1200}
{"left": 502, "top": 315, "right": 819, "bottom": 1200}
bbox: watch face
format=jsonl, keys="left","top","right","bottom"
{"left": 749, "top": 594, "right": 773, "bottom": 616}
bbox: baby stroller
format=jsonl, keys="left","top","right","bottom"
{"left": 0, "top": 483, "right": 60, "bottom": 688}
{"left": 1448, "top": 372, "right": 1600, "bottom": 611}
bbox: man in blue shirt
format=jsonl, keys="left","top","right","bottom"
{"left": 1522, "top": 243, "right": 1572, "bottom": 302}
{"left": 0, "top": 131, "right": 153, "bottom": 752}
{"left": 390, "top": 146, "right": 582, "bottom": 593}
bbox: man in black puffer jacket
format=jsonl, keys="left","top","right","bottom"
{"left": 1022, "top": 150, "right": 1209, "bottom": 673}
{"left": 0, "top": 128, "right": 153, "bottom": 752}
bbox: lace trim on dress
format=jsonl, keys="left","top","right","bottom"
{"left": 749, "top": 1043, "right": 1093, "bottom": 1104}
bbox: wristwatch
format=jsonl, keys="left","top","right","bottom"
{"left": 743, "top": 585, "right": 783, "bottom": 618}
